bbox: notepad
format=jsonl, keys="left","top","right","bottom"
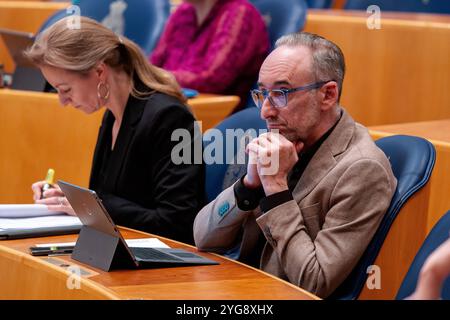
{"left": 0, "top": 215, "right": 81, "bottom": 230}
{"left": 0, "top": 204, "right": 65, "bottom": 218}
{"left": 0, "top": 204, "right": 82, "bottom": 240}
{"left": 35, "top": 238, "right": 170, "bottom": 249}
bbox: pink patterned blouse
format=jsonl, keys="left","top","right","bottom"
{"left": 150, "top": 0, "right": 270, "bottom": 111}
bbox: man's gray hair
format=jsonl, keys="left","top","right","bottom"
{"left": 275, "top": 32, "right": 346, "bottom": 101}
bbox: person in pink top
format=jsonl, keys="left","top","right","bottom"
{"left": 150, "top": 0, "right": 270, "bottom": 112}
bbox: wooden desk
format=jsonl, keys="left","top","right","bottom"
{"left": 310, "top": 9, "right": 450, "bottom": 23}
{"left": 0, "top": 1, "right": 70, "bottom": 72}
{"left": 304, "top": 9, "right": 450, "bottom": 126}
{"left": 0, "top": 227, "right": 318, "bottom": 299}
{"left": 187, "top": 94, "right": 239, "bottom": 131}
{"left": 0, "top": 89, "right": 103, "bottom": 204}
{"left": 0, "top": 89, "right": 238, "bottom": 204}
{"left": 370, "top": 119, "right": 450, "bottom": 233}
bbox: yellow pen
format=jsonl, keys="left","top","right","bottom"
{"left": 41, "top": 168, "right": 55, "bottom": 199}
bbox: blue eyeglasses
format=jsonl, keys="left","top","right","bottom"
{"left": 250, "top": 80, "right": 332, "bottom": 109}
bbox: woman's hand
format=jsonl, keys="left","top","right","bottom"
{"left": 32, "top": 181, "right": 76, "bottom": 216}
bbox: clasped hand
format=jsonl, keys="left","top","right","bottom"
{"left": 244, "top": 132, "right": 304, "bottom": 196}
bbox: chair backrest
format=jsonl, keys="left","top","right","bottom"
{"left": 329, "top": 135, "right": 436, "bottom": 299}
{"left": 306, "top": 0, "right": 333, "bottom": 8}
{"left": 249, "top": 0, "right": 308, "bottom": 49}
{"left": 38, "top": 9, "right": 68, "bottom": 34}
{"left": 396, "top": 210, "right": 450, "bottom": 300}
{"left": 40, "top": 0, "right": 170, "bottom": 54}
{"left": 203, "top": 107, "right": 267, "bottom": 203}
{"left": 344, "top": 0, "right": 450, "bottom": 14}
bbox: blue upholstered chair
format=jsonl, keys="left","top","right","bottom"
{"left": 396, "top": 210, "right": 450, "bottom": 300}
{"left": 40, "top": 0, "right": 170, "bottom": 54}
{"left": 203, "top": 107, "right": 267, "bottom": 203}
{"left": 344, "top": 0, "right": 450, "bottom": 14}
{"left": 329, "top": 135, "right": 436, "bottom": 299}
{"left": 38, "top": 9, "right": 67, "bottom": 34}
{"left": 306, "top": 0, "right": 333, "bottom": 8}
{"left": 249, "top": 0, "right": 308, "bottom": 49}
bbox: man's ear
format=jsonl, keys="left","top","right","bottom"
{"left": 320, "top": 81, "right": 339, "bottom": 111}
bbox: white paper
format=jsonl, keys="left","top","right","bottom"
{"left": 0, "top": 204, "right": 65, "bottom": 218}
{"left": 35, "top": 238, "right": 169, "bottom": 248}
{"left": 35, "top": 242, "right": 77, "bottom": 247}
{"left": 125, "top": 238, "right": 170, "bottom": 248}
{"left": 0, "top": 215, "right": 81, "bottom": 230}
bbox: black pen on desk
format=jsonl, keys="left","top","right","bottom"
{"left": 40, "top": 168, "right": 55, "bottom": 199}
{"left": 30, "top": 245, "right": 74, "bottom": 256}
{"left": 48, "top": 250, "right": 73, "bottom": 256}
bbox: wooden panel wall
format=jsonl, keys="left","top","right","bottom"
{"left": 304, "top": 10, "right": 450, "bottom": 126}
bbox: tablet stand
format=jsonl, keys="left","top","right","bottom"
{"left": 72, "top": 226, "right": 135, "bottom": 271}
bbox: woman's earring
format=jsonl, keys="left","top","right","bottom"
{"left": 97, "top": 82, "right": 110, "bottom": 102}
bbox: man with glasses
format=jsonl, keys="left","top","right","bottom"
{"left": 194, "top": 32, "right": 397, "bottom": 298}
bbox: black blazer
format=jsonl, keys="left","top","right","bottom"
{"left": 89, "top": 92, "right": 204, "bottom": 244}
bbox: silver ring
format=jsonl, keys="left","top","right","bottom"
{"left": 59, "top": 197, "right": 64, "bottom": 206}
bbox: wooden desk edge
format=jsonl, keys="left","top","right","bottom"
{"left": 212, "top": 255, "right": 321, "bottom": 300}
{"left": 119, "top": 226, "right": 321, "bottom": 300}
{"left": 187, "top": 95, "right": 240, "bottom": 106}
{"left": 0, "top": 242, "right": 120, "bottom": 300}
{"left": 1, "top": 89, "right": 240, "bottom": 106}
{"left": 307, "top": 9, "right": 450, "bottom": 29}
{"left": 0, "top": 216, "right": 318, "bottom": 300}
{"left": 0, "top": 1, "right": 69, "bottom": 10}
{"left": 369, "top": 129, "right": 450, "bottom": 148}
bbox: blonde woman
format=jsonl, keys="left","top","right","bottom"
{"left": 29, "top": 17, "right": 204, "bottom": 244}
